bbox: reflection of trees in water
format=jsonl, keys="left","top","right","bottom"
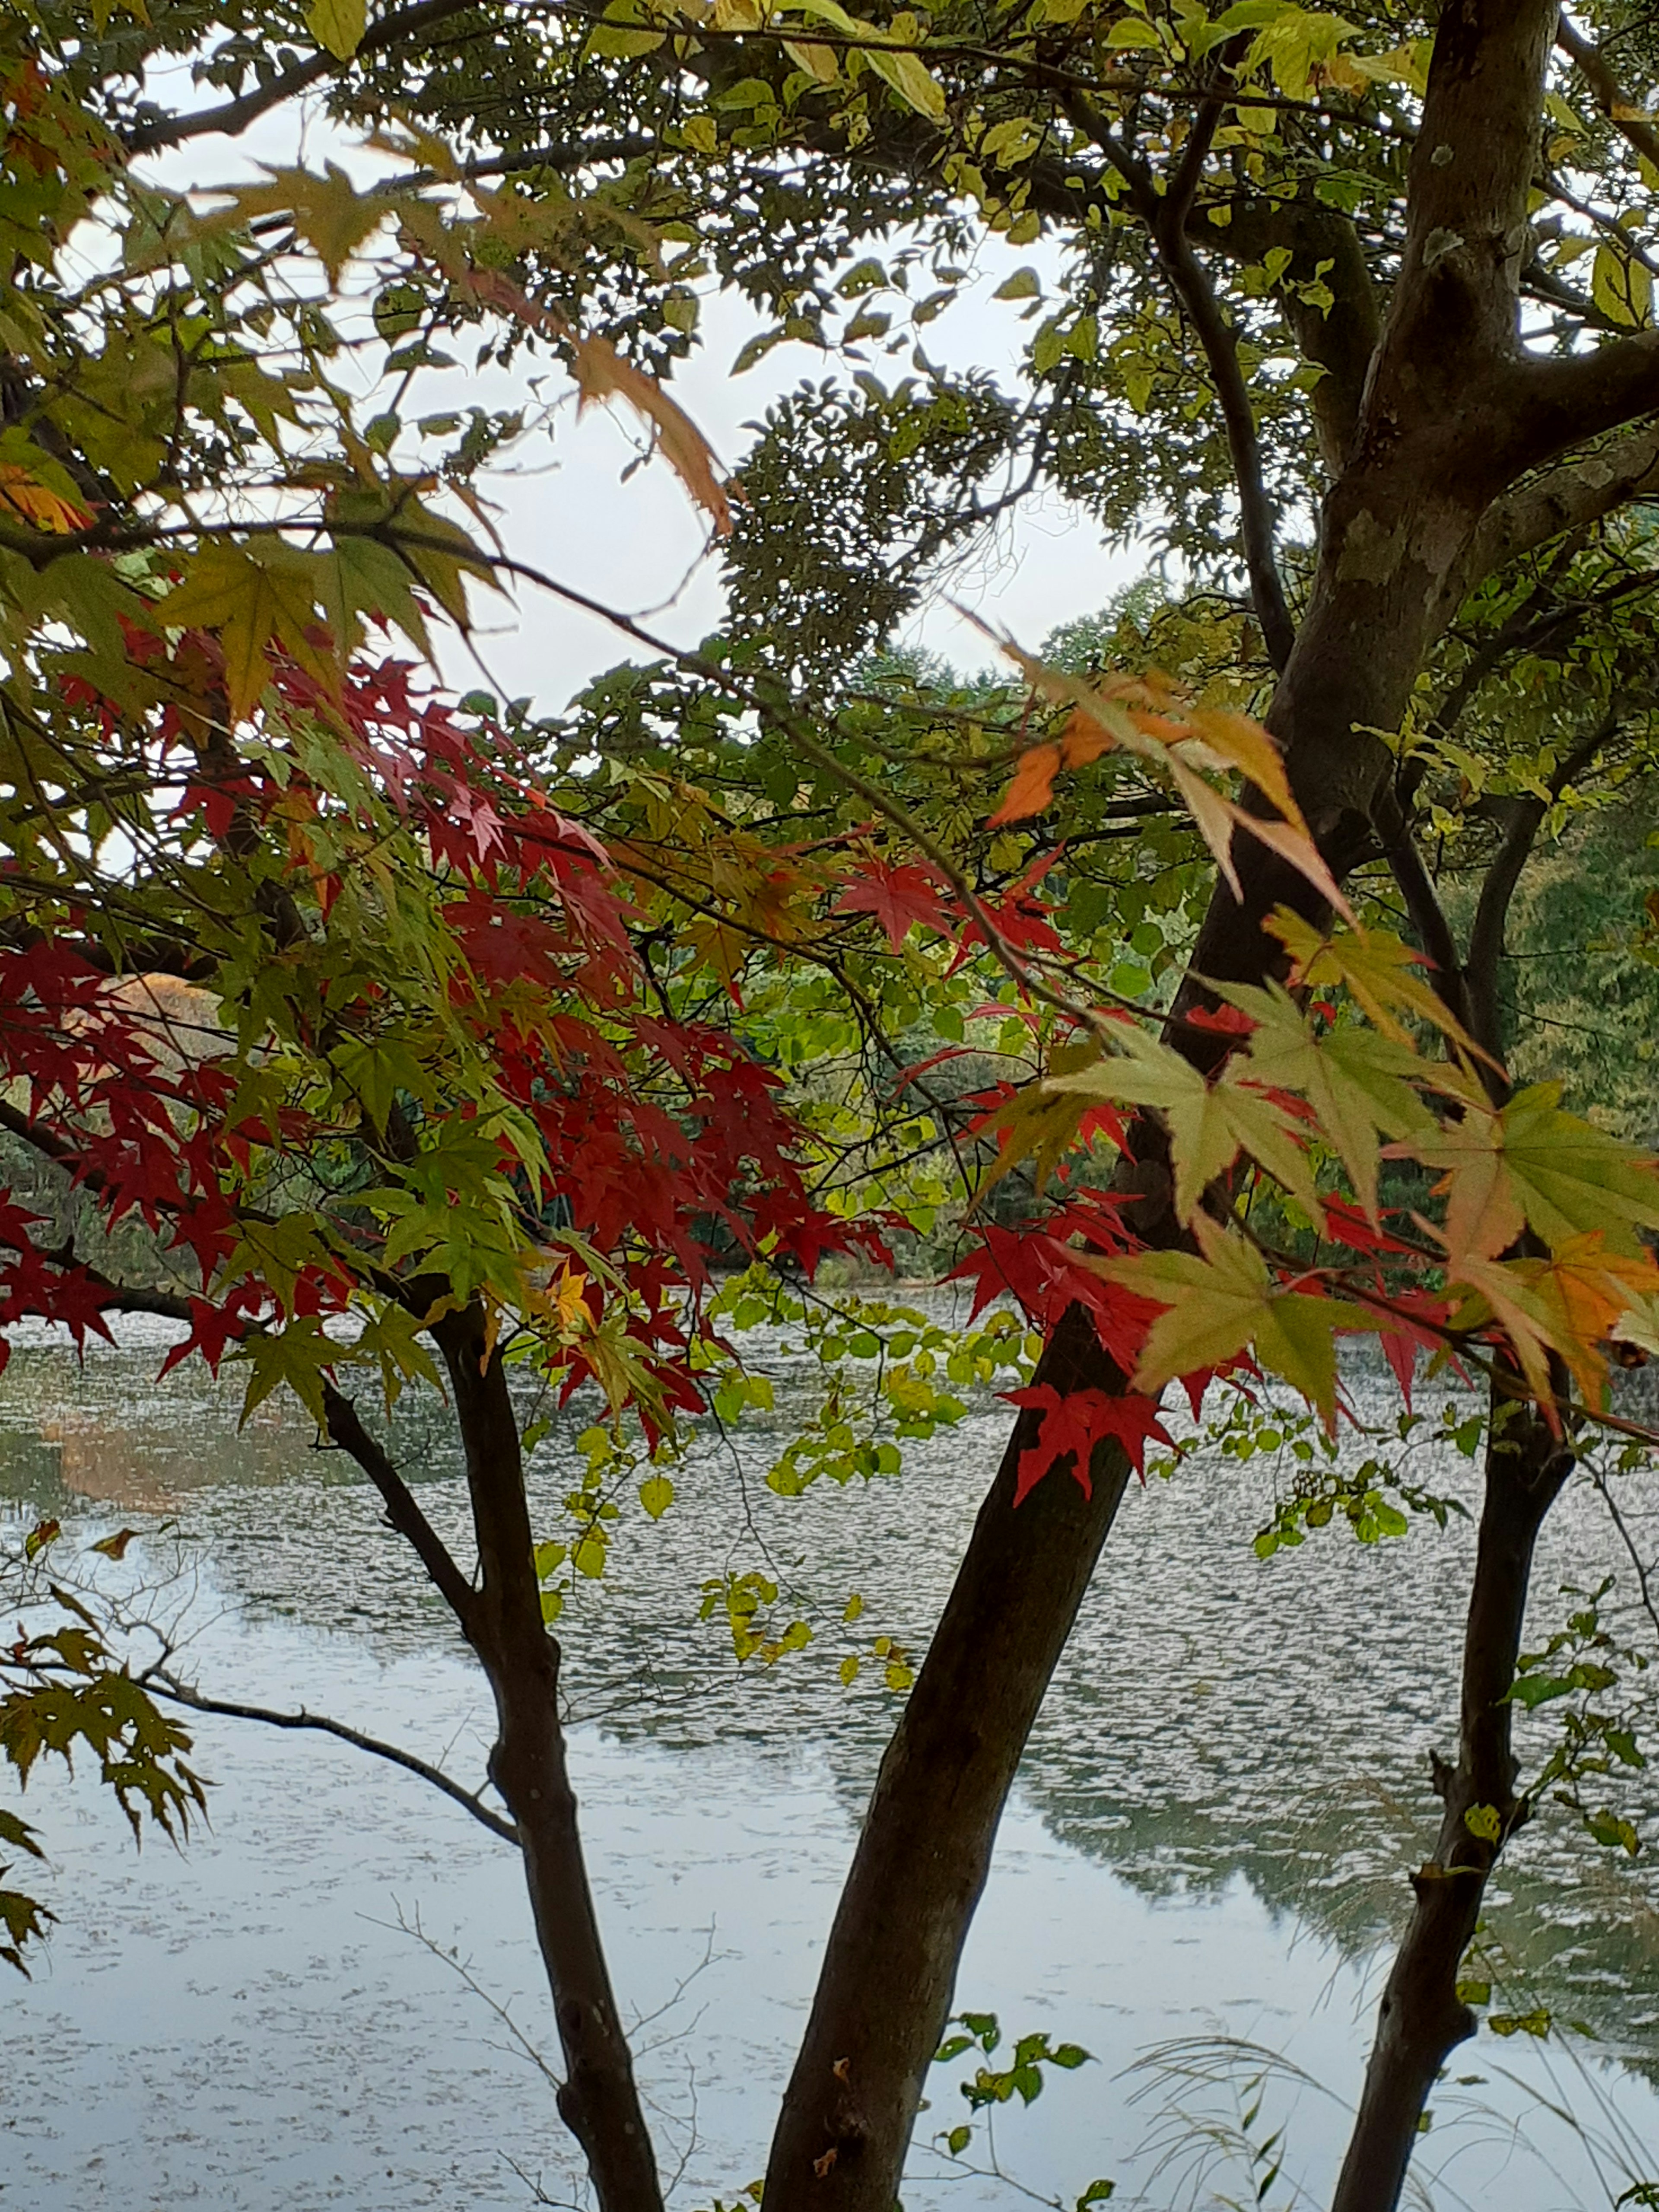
{"left": 4, "top": 1333, "right": 1659, "bottom": 2081}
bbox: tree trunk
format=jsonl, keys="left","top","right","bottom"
{"left": 766, "top": 8, "right": 1609, "bottom": 2206}
{"left": 763, "top": 1303, "right": 1135, "bottom": 2210}
{"left": 1329, "top": 1398, "right": 1572, "bottom": 2212}
{"left": 762, "top": 468, "right": 1494, "bottom": 2212}
{"left": 435, "top": 1307, "right": 664, "bottom": 2212}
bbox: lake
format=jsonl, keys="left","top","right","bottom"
{"left": 2, "top": 1308, "right": 1657, "bottom": 2211}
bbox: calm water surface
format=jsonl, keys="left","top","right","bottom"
{"left": 3, "top": 1309, "right": 1659, "bottom": 2211}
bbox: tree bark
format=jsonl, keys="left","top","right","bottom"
{"left": 1328, "top": 1401, "right": 1572, "bottom": 2212}
{"left": 763, "top": 1303, "right": 1135, "bottom": 2211}
{"left": 433, "top": 1307, "right": 664, "bottom": 2212}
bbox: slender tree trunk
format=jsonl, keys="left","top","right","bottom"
{"left": 764, "top": 1304, "right": 1135, "bottom": 2208}
{"left": 435, "top": 1307, "right": 665, "bottom": 2212}
{"left": 1329, "top": 1398, "right": 1572, "bottom": 2212}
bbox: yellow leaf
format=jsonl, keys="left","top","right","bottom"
{"left": 1268, "top": 910, "right": 1482, "bottom": 1059}
{"left": 0, "top": 464, "right": 91, "bottom": 534}
{"left": 572, "top": 332, "right": 733, "bottom": 537}
{"left": 639, "top": 1474, "right": 675, "bottom": 1520}
{"left": 867, "top": 44, "right": 947, "bottom": 121}
{"left": 306, "top": 0, "right": 365, "bottom": 58}
{"left": 1450, "top": 1239, "right": 1659, "bottom": 1410}
{"left": 783, "top": 37, "right": 839, "bottom": 80}
{"left": 1098, "top": 1215, "right": 1369, "bottom": 1422}
{"left": 977, "top": 1037, "right": 1108, "bottom": 1194}
{"left": 1222, "top": 979, "right": 1438, "bottom": 1222}
{"left": 155, "top": 543, "right": 337, "bottom": 721}
{"left": 1415, "top": 1083, "right": 1659, "bottom": 1267}
{"left": 1592, "top": 241, "right": 1652, "bottom": 331}
{"left": 214, "top": 163, "right": 388, "bottom": 283}
{"left": 976, "top": 635, "right": 1351, "bottom": 919}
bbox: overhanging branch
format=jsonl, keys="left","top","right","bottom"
{"left": 1460, "top": 421, "right": 1659, "bottom": 598}
{"left": 1060, "top": 93, "right": 1295, "bottom": 673}
{"left": 148, "top": 1670, "right": 519, "bottom": 1847}
{"left": 124, "top": 0, "right": 485, "bottom": 154}
{"left": 321, "top": 1382, "right": 480, "bottom": 1629}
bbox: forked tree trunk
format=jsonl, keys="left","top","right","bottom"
{"left": 434, "top": 1308, "right": 665, "bottom": 2212}
{"left": 763, "top": 419, "right": 1520, "bottom": 2212}
{"left": 764, "top": 3, "right": 1604, "bottom": 2199}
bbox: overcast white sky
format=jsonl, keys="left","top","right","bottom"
{"left": 134, "top": 74, "right": 1144, "bottom": 717}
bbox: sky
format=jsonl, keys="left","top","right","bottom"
{"left": 130, "top": 67, "right": 1145, "bottom": 719}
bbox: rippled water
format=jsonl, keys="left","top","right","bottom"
{"left": 3, "top": 1310, "right": 1658, "bottom": 2210}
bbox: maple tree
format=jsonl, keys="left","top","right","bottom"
{"left": 3, "top": 6, "right": 1659, "bottom": 2212}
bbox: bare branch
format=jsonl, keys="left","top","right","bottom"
{"left": 149, "top": 1671, "right": 519, "bottom": 1846}
{"left": 321, "top": 1382, "right": 480, "bottom": 1630}
{"left": 124, "top": 0, "right": 484, "bottom": 154}
{"left": 1061, "top": 94, "right": 1295, "bottom": 672}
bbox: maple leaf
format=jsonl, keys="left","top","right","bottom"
{"left": 1219, "top": 979, "right": 1440, "bottom": 1221}
{"left": 0, "top": 463, "right": 91, "bottom": 534}
{"left": 1048, "top": 1023, "right": 1322, "bottom": 1224}
{"left": 833, "top": 860, "right": 950, "bottom": 950}
{"left": 1266, "top": 910, "right": 1482, "bottom": 1060}
{"left": 1412, "top": 1082, "right": 1659, "bottom": 1269}
{"left": 571, "top": 331, "right": 732, "bottom": 537}
{"left": 153, "top": 542, "right": 336, "bottom": 721}
{"left": 1001, "top": 1383, "right": 1173, "bottom": 1504}
{"left": 1449, "top": 1237, "right": 1659, "bottom": 1412}
{"left": 1099, "top": 1217, "right": 1372, "bottom": 1424}
{"left": 970, "top": 1039, "right": 1125, "bottom": 1195}
{"left": 214, "top": 164, "right": 390, "bottom": 283}
{"left": 988, "top": 743, "right": 1062, "bottom": 826}
{"left": 981, "top": 642, "right": 1352, "bottom": 921}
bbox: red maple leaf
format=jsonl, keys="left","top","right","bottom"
{"left": 833, "top": 861, "right": 950, "bottom": 951}
{"left": 1000, "top": 1382, "right": 1173, "bottom": 1504}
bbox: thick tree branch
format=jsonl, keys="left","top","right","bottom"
{"left": 1330, "top": 1399, "right": 1574, "bottom": 2212}
{"left": 148, "top": 1671, "right": 519, "bottom": 1845}
{"left": 1509, "top": 331, "right": 1659, "bottom": 461}
{"left": 1461, "top": 421, "right": 1659, "bottom": 603}
{"left": 1557, "top": 14, "right": 1659, "bottom": 177}
{"left": 1193, "top": 194, "right": 1383, "bottom": 472}
{"left": 432, "top": 1305, "right": 663, "bottom": 2212}
{"left": 123, "top": 0, "right": 486, "bottom": 154}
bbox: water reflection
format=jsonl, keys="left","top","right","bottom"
{"left": 3, "top": 1314, "right": 1658, "bottom": 2207}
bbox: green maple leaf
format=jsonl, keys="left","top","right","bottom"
{"left": 1415, "top": 1083, "right": 1659, "bottom": 1263}
{"left": 1220, "top": 979, "right": 1440, "bottom": 1220}
{"left": 1101, "top": 1217, "right": 1371, "bottom": 1422}
{"left": 1049, "top": 1023, "right": 1321, "bottom": 1224}
{"left": 155, "top": 543, "right": 337, "bottom": 721}
{"left": 233, "top": 1318, "right": 343, "bottom": 1426}
{"left": 221, "top": 164, "right": 389, "bottom": 283}
{"left": 1267, "top": 910, "right": 1480, "bottom": 1056}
